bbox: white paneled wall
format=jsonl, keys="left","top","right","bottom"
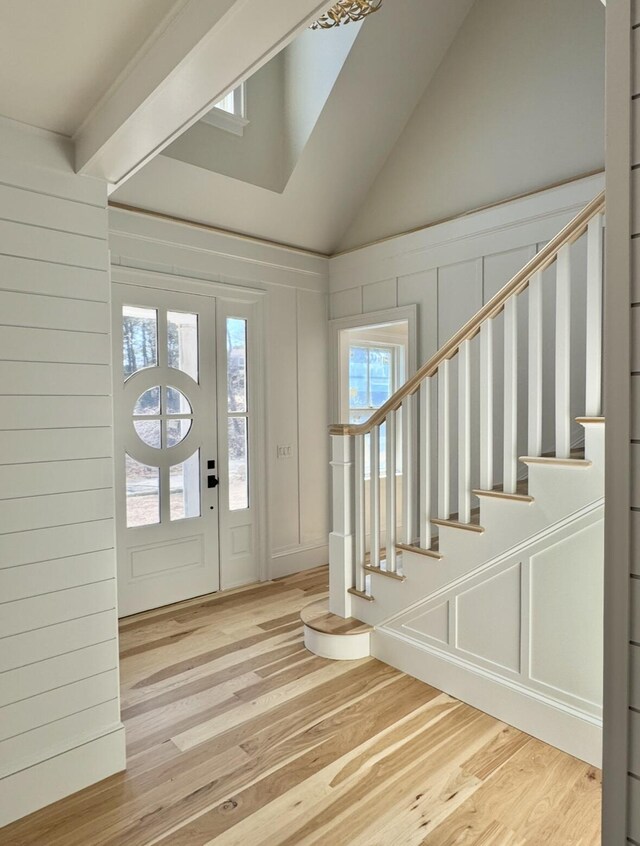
{"left": 0, "top": 122, "right": 124, "bottom": 826}
{"left": 108, "top": 207, "right": 330, "bottom": 577}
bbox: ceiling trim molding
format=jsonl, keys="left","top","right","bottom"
{"left": 332, "top": 169, "right": 605, "bottom": 258}
{"left": 108, "top": 201, "right": 330, "bottom": 259}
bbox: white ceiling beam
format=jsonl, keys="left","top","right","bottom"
{"left": 74, "top": 0, "right": 331, "bottom": 188}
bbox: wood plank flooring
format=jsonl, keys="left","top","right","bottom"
{"left": 0, "top": 566, "right": 601, "bottom": 845}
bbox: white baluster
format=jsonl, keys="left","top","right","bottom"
{"left": 328, "top": 435, "right": 354, "bottom": 617}
{"left": 528, "top": 271, "right": 543, "bottom": 457}
{"left": 458, "top": 340, "right": 471, "bottom": 522}
{"left": 386, "top": 412, "right": 397, "bottom": 572}
{"left": 503, "top": 296, "right": 518, "bottom": 493}
{"left": 402, "top": 394, "right": 414, "bottom": 544}
{"left": 370, "top": 426, "right": 380, "bottom": 570}
{"left": 438, "top": 359, "right": 451, "bottom": 518}
{"left": 479, "top": 320, "right": 494, "bottom": 491}
{"left": 585, "top": 214, "right": 604, "bottom": 417}
{"left": 419, "top": 377, "right": 432, "bottom": 548}
{"left": 354, "top": 433, "right": 365, "bottom": 592}
{"left": 555, "top": 245, "right": 572, "bottom": 458}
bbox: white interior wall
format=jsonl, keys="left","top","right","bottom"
{"left": 0, "top": 119, "right": 124, "bottom": 827}
{"left": 340, "top": 0, "right": 605, "bottom": 251}
{"left": 281, "top": 22, "right": 360, "bottom": 180}
{"left": 108, "top": 209, "right": 330, "bottom": 577}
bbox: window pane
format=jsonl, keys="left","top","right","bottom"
{"left": 123, "top": 306, "right": 157, "bottom": 379}
{"left": 215, "top": 92, "right": 234, "bottom": 113}
{"left": 134, "top": 419, "right": 161, "bottom": 449}
{"left": 170, "top": 450, "right": 201, "bottom": 521}
{"left": 126, "top": 455, "right": 159, "bottom": 527}
{"left": 349, "top": 409, "right": 373, "bottom": 425}
{"left": 166, "top": 386, "right": 192, "bottom": 415}
{"left": 370, "top": 348, "right": 392, "bottom": 407}
{"left": 379, "top": 420, "right": 387, "bottom": 475}
{"left": 166, "top": 418, "right": 192, "bottom": 448}
{"left": 227, "top": 318, "right": 247, "bottom": 412}
{"left": 349, "top": 346, "right": 368, "bottom": 408}
{"left": 228, "top": 417, "right": 248, "bottom": 510}
{"left": 133, "top": 387, "right": 160, "bottom": 416}
{"left": 168, "top": 311, "right": 198, "bottom": 382}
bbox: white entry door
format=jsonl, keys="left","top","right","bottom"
{"left": 112, "top": 284, "right": 220, "bottom": 616}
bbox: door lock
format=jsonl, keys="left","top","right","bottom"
{"left": 207, "top": 459, "right": 219, "bottom": 489}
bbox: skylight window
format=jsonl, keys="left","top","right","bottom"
{"left": 201, "top": 83, "right": 248, "bottom": 136}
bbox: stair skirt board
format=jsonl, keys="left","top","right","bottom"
{"left": 371, "top": 628, "right": 602, "bottom": 767}
{"left": 368, "top": 500, "right": 604, "bottom": 767}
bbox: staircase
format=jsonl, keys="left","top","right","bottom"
{"left": 304, "top": 192, "right": 606, "bottom": 767}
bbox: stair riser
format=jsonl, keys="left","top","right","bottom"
{"left": 303, "top": 626, "right": 371, "bottom": 660}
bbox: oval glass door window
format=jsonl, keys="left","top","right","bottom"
{"left": 134, "top": 386, "right": 161, "bottom": 415}
{"left": 166, "top": 387, "right": 192, "bottom": 415}
{"left": 134, "top": 419, "right": 161, "bottom": 448}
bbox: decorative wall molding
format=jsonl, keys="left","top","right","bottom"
{"left": 109, "top": 206, "right": 329, "bottom": 293}
{"left": 376, "top": 499, "right": 605, "bottom": 766}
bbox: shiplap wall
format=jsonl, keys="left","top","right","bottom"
{"left": 0, "top": 121, "right": 124, "bottom": 827}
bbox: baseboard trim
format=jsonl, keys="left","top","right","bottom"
{"left": 372, "top": 629, "right": 602, "bottom": 767}
{"left": 0, "top": 724, "right": 126, "bottom": 828}
{"left": 270, "top": 543, "right": 329, "bottom": 578}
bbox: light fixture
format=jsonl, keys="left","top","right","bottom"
{"left": 311, "top": 0, "right": 383, "bottom": 30}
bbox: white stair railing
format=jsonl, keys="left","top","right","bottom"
{"left": 328, "top": 192, "right": 604, "bottom": 615}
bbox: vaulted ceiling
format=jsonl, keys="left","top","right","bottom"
{"left": 111, "top": 0, "right": 475, "bottom": 254}
{"left": 0, "top": 0, "right": 185, "bottom": 135}
{"left": 0, "top": 0, "right": 475, "bottom": 253}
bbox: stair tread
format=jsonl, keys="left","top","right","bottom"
{"left": 473, "top": 485, "right": 533, "bottom": 503}
{"left": 363, "top": 564, "right": 406, "bottom": 581}
{"left": 396, "top": 542, "right": 443, "bottom": 560}
{"left": 520, "top": 454, "right": 591, "bottom": 467}
{"left": 348, "top": 587, "right": 375, "bottom": 602}
{"left": 431, "top": 516, "right": 485, "bottom": 533}
{"left": 301, "top": 599, "right": 372, "bottom": 635}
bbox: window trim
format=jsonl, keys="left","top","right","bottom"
{"left": 329, "top": 305, "right": 418, "bottom": 426}
{"left": 200, "top": 84, "right": 249, "bottom": 136}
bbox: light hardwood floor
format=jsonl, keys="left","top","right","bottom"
{"left": 0, "top": 566, "right": 601, "bottom": 845}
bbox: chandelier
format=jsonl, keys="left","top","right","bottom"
{"left": 311, "top": 0, "right": 383, "bottom": 30}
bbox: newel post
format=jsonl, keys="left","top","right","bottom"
{"left": 329, "top": 433, "right": 354, "bottom": 618}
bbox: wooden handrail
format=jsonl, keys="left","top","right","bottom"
{"left": 330, "top": 191, "right": 605, "bottom": 437}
